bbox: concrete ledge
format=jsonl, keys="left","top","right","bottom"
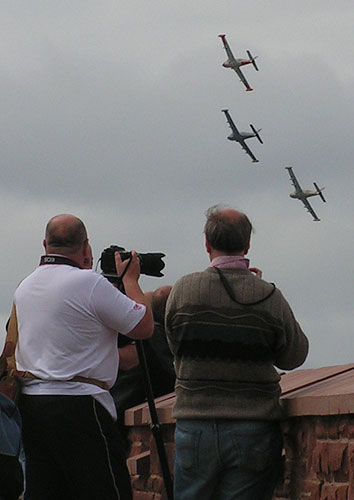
{"left": 282, "top": 394, "right": 354, "bottom": 416}
{"left": 280, "top": 364, "right": 354, "bottom": 417}
{"left": 125, "top": 393, "right": 175, "bottom": 426}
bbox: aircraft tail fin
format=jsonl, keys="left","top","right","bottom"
{"left": 250, "top": 124, "right": 263, "bottom": 144}
{"left": 314, "top": 182, "right": 326, "bottom": 202}
{"left": 218, "top": 34, "right": 226, "bottom": 45}
{"left": 246, "top": 50, "right": 259, "bottom": 71}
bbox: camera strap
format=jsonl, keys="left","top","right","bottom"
{"left": 14, "top": 370, "right": 109, "bottom": 391}
{"left": 116, "top": 254, "right": 133, "bottom": 291}
{"left": 39, "top": 255, "right": 82, "bottom": 268}
{"left": 215, "top": 267, "right": 276, "bottom": 305}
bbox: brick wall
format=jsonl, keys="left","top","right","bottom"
{"left": 127, "top": 424, "right": 175, "bottom": 500}
{"left": 126, "top": 414, "right": 354, "bottom": 500}
{"left": 274, "top": 415, "right": 354, "bottom": 500}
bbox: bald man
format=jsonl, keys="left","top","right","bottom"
{"left": 13, "top": 214, "right": 153, "bottom": 500}
{"left": 165, "top": 204, "right": 309, "bottom": 500}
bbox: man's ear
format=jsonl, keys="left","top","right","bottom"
{"left": 205, "top": 237, "right": 211, "bottom": 254}
{"left": 244, "top": 238, "right": 251, "bottom": 255}
{"left": 82, "top": 239, "right": 89, "bottom": 257}
{"left": 83, "top": 242, "right": 93, "bottom": 269}
{"left": 43, "top": 239, "right": 47, "bottom": 251}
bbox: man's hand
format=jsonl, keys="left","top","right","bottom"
{"left": 249, "top": 267, "right": 262, "bottom": 278}
{"left": 115, "top": 250, "right": 140, "bottom": 282}
{"left": 119, "top": 344, "right": 139, "bottom": 371}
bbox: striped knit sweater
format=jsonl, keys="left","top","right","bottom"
{"left": 165, "top": 267, "right": 309, "bottom": 421}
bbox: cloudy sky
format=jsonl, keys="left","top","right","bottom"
{"left": 1, "top": 1, "right": 353, "bottom": 369}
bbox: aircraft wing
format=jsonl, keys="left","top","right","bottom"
{"left": 222, "top": 109, "right": 240, "bottom": 136}
{"left": 240, "top": 139, "right": 258, "bottom": 163}
{"left": 234, "top": 66, "right": 252, "bottom": 91}
{"left": 301, "top": 198, "right": 320, "bottom": 222}
{"left": 286, "top": 166, "right": 302, "bottom": 194}
{"left": 220, "top": 35, "right": 235, "bottom": 60}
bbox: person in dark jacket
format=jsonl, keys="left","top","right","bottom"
{"left": 110, "top": 286, "right": 175, "bottom": 450}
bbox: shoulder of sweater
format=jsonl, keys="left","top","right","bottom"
{"left": 174, "top": 267, "right": 272, "bottom": 284}
{"left": 172, "top": 267, "right": 287, "bottom": 298}
{"left": 172, "top": 269, "right": 206, "bottom": 285}
{"left": 207, "top": 267, "right": 278, "bottom": 291}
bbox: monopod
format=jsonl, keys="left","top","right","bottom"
{"left": 115, "top": 255, "right": 173, "bottom": 500}
{"left": 136, "top": 340, "right": 174, "bottom": 500}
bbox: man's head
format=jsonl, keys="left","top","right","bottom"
{"left": 43, "top": 214, "right": 90, "bottom": 267}
{"left": 151, "top": 286, "right": 172, "bottom": 325}
{"left": 204, "top": 205, "right": 252, "bottom": 258}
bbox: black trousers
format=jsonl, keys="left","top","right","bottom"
{"left": 0, "top": 455, "right": 24, "bottom": 500}
{"left": 19, "top": 394, "right": 132, "bottom": 500}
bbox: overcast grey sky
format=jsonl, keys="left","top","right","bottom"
{"left": 1, "top": 1, "right": 353, "bottom": 368}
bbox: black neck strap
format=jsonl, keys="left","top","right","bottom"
{"left": 39, "top": 255, "right": 82, "bottom": 269}
{"left": 214, "top": 267, "right": 276, "bottom": 306}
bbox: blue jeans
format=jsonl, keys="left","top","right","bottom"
{"left": 174, "top": 419, "right": 282, "bottom": 500}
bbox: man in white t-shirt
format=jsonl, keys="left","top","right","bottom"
{"left": 14, "top": 214, "right": 154, "bottom": 500}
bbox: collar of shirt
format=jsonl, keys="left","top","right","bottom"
{"left": 209, "top": 255, "right": 250, "bottom": 269}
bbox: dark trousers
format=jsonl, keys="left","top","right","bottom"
{"left": 0, "top": 455, "right": 24, "bottom": 500}
{"left": 19, "top": 394, "right": 132, "bottom": 500}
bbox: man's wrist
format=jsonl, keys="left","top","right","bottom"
{"left": 122, "top": 275, "right": 139, "bottom": 287}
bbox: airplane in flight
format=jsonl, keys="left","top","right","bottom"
{"left": 218, "top": 34, "right": 258, "bottom": 91}
{"left": 285, "top": 167, "right": 326, "bottom": 222}
{"left": 221, "top": 109, "right": 263, "bottom": 163}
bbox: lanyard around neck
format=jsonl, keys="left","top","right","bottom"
{"left": 214, "top": 267, "right": 276, "bottom": 306}
{"left": 39, "top": 255, "right": 82, "bottom": 269}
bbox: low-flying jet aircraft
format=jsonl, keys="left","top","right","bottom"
{"left": 285, "top": 167, "right": 326, "bottom": 222}
{"left": 222, "top": 109, "right": 263, "bottom": 163}
{"left": 218, "top": 34, "right": 258, "bottom": 91}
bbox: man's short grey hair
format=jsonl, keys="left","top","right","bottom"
{"left": 204, "top": 205, "right": 252, "bottom": 253}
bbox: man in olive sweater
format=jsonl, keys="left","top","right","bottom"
{"left": 165, "top": 205, "right": 309, "bottom": 500}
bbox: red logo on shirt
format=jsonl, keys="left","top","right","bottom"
{"left": 133, "top": 304, "right": 142, "bottom": 310}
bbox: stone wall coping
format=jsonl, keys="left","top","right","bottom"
{"left": 124, "top": 363, "right": 354, "bottom": 425}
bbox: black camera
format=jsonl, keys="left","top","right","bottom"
{"left": 100, "top": 245, "right": 165, "bottom": 278}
